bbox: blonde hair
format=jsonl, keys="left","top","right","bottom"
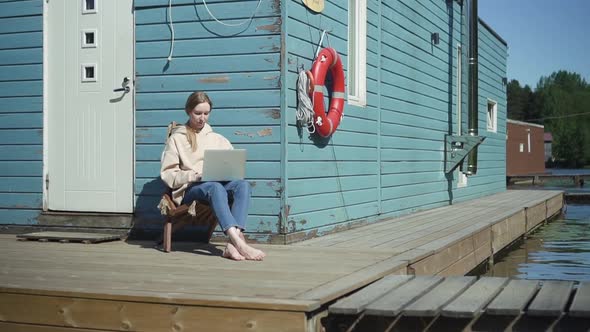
{"left": 184, "top": 91, "right": 212, "bottom": 152}
{"left": 185, "top": 91, "right": 212, "bottom": 113}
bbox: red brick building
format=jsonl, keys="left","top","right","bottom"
{"left": 506, "top": 120, "right": 545, "bottom": 176}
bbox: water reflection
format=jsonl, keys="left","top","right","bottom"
{"left": 484, "top": 205, "right": 590, "bottom": 281}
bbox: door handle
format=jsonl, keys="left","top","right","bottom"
{"left": 114, "top": 77, "right": 131, "bottom": 93}
{"left": 113, "top": 86, "right": 130, "bottom": 93}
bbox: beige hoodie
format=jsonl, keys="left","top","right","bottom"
{"left": 160, "top": 123, "right": 233, "bottom": 205}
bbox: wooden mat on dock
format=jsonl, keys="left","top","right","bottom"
{"left": 17, "top": 232, "right": 122, "bottom": 244}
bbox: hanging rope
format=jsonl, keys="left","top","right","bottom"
{"left": 296, "top": 71, "right": 315, "bottom": 134}
{"left": 202, "top": 0, "right": 263, "bottom": 27}
{"left": 167, "top": 0, "right": 175, "bottom": 62}
{"left": 315, "top": 30, "right": 328, "bottom": 58}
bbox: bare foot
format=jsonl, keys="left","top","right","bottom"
{"left": 237, "top": 230, "right": 266, "bottom": 260}
{"left": 222, "top": 242, "right": 245, "bottom": 261}
{"left": 234, "top": 242, "right": 265, "bottom": 261}
{"left": 227, "top": 227, "right": 266, "bottom": 261}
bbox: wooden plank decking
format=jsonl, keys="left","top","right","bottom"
{"left": 0, "top": 190, "right": 565, "bottom": 331}
{"left": 0, "top": 236, "right": 408, "bottom": 332}
{"left": 297, "top": 190, "right": 564, "bottom": 278}
{"left": 327, "top": 276, "right": 590, "bottom": 331}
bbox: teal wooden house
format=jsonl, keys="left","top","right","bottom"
{"left": 0, "top": 0, "right": 507, "bottom": 243}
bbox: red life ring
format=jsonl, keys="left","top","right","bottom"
{"left": 309, "top": 48, "right": 345, "bottom": 137}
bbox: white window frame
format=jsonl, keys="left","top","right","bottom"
{"left": 487, "top": 99, "right": 497, "bottom": 132}
{"left": 348, "top": 0, "right": 367, "bottom": 107}
{"left": 81, "top": 29, "right": 98, "bottom": 48}
{"left": 81, "top": 63, "right": 97, "bottom": 82}
{"left": 82, "top": 0, "right": 98, "bottom": 14}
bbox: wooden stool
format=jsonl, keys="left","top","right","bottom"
{"left": 157, "top": 194, "right": 218, "bottom": 252}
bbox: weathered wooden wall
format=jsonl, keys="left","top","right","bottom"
{"left": 284, "top": 0, "right": 379, "bottom": 237}
{"left": 378, "top": 0, "right": 461, "bottom": 216}
{"left": 0, "top": 0, "right": 44, "bottom": 225}
{"left": 0, "top": 0, "right": 508, "bottom": 244}
{"left": 133, "top": 0, "right": 284, "bottom": 239}
{"left": 284, "top": 0, "right": 507, "bottom": 239}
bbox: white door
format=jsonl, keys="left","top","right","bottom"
{"left": 47, "top": 0, "right": 134, "bottom": 213}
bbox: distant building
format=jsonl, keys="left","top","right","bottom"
{"left": 544, "top": 133, "right": 553, "bottom": 162}
{"left": 506, "top": 120, "right": 545, "bottom": 176}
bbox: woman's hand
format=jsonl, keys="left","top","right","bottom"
{"left": 194, "top": 171, "right": 202, "bottom": 182}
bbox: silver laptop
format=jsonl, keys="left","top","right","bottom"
{"left": 201, "top": 149, "right": 246, "bottom": 181}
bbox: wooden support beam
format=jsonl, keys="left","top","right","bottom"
{"left": 0, "top": 293, "right": 307, "bottom": 332}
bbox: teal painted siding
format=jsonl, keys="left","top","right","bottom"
{"left": 453, "top": 19, "right": 508, "bottom": 201}
{"left": 284, "top": 0, "right": 507, "bottom": 236}
{"left": 0, "top": 0, "right": 43, "bottom": 225}
{"left": 378, "top": 0, "right": 461, "bottom": 217}
{"left": 134, "top": 0, "right": 283, "bottom": 233}
{"left": 285, "top": 0, "right": 380, "bottom": 232}
{"left": 0, "top": 0, "right": 507, "bottom": 241}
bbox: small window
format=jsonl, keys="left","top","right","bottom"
{"left": 519, "top": 143, "right": 524, "bottom": 153}
{"left": 82, "top": 0, "right": 97, "bottom": 14}
{"left": 81, "top": 30, "right": 97, "bottom": 48}
{"left": 81, "top": 64, "right": 97, "bottom": 82}
{"left": 348, "top": 0, "right": 367, "bottom": 107}
{"left": 487, "top": 99, "right": 497, "bottom": 132}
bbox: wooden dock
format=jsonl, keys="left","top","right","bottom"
{"left": 327, "top": 276, "right": 590, "bottom": 331}
{"left": 0, "top": 190, "right": 565, "bottom": 331}
{"left": 508, "top": 173, "right": 589, "bottom": 187}
{"left": 296, "top": 190, "right": 564, "bottom": 277}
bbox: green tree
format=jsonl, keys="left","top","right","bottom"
{"left": 507, "top": 80, "right": 539, "bottom": 122}
{"left": 507, "top": 79, "right": 526, "bottom": 120}
{"left": 536, "top": 71, "right": 590, "bottom": 167}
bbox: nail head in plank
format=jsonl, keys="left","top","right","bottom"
{"left": 364, "top": 276, "right": 444, "bottom": 317}
{"left": 527, "top": 281, "right": 574, "bottom": 317}
{"left": 569, "top": 282, "right": 590, "bottom": 318}
{"left": 329, "top": 275, "right": 413, "bottom": 315}
{"left": 403, "top": 276, "right": 477, "bottom": 317}
{"left": 486, "top": 279, "right": 540, "bottom": 315}
{"left": 441, "top": 277, "right": 509, "bottom": 318}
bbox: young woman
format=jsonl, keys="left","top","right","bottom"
{"left": 160, "top": 91, "right": 265, "bottom": 261}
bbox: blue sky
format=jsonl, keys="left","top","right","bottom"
{"left": 478, "top": 0, "right": 590, "bottom": 89}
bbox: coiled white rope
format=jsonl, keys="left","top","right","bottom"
{"left": 296, "top": 29, "right": 331, "bottom": 134}
{"left": 202, "top": 0, "right": 263, "bottom": 27}
{"left": 296, "top": 71, "right": 315, "bottom": 134}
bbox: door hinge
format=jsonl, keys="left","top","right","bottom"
{"left": 45, "top": 174, "right": 49, "bottom": 190}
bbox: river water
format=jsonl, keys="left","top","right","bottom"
{"left": 482, "top": 169, "right": 590, "bottom": 281}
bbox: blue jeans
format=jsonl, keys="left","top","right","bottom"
{"left": 182, "top": 180, "right": 251, "bottom": 232}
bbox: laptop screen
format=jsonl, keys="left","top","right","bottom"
{"left": 201, "top": 149, "right": 246, "bottom": 181}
